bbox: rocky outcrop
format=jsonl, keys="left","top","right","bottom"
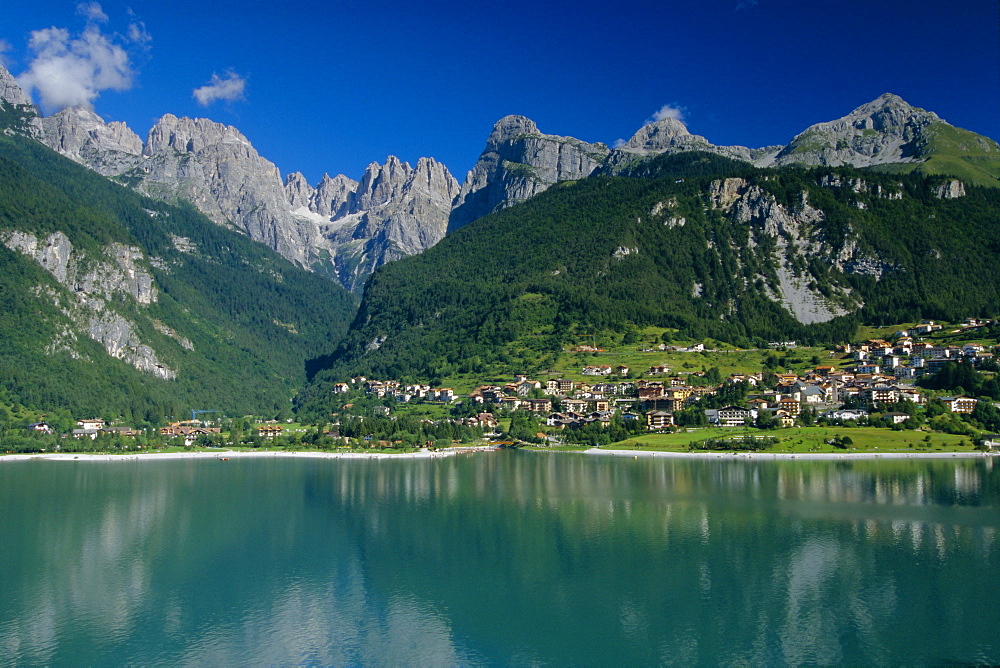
{"left": 0, "top": 64, "right": 41, "bottom": 136}
{"left": 1, "top": 230, "right": 175, "bottom": 378}
{"left": 136, "top": 114, "right": 319, "bottom": 267}
{"left": 448, "top": 115, "right": 609, "bottom": 231}
{"left": 30, "top": 103, "right": 454, "bottom": 291}
{"left": 0, "top": 64, "right": 34, "bottom": 109}
{"left": 934, "top": 179, "right": 966, "bottom": 199}
{"left": 605, "top": 118, "right": 781, "bottom": 171}
{"left": 707, "top": 181, "right": 893, "bottom": 324}
{"left": 769, "top": 93, "right": 939, "bottom": 167}
{"left": 285, "top": 171, "right": 360, "bottom": 218}
{"left": 311, "top": 173, "right": 358, "bottom": 218}
{"left": 36, "top": 107, "right": 143, "bottom": 176}
{"left": 300, "top": 156, "right": 459, "bottom": 291}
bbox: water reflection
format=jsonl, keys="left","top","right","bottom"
{"left": 0, "top": 453, "right": 997, "bottom": 664}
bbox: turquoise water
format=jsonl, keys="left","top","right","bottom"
{"left": 1, "top": 451, "right": 998, "bottom": 664}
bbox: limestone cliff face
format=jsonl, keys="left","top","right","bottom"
{"left": 605, "top": 118, "right": 781, "bottom": 171}
{"left": 36, "top": 107, "right": 143, "bottom": 176}
{"left": 285, "top": 172, "right": 357, "bottom": 218}
{"left": 704, "top": 177, "right": 900, "bottom": 325}
{"left": 30, "top": 101, "right": 454, "bottom": 291}
{"left": 770, "top": 93, "right": 941, "bottom": 167}
{"left": 449, "top": 115, "right": 609, "bottom": 231}
{"left": 138, "top": 114, "right": 319, "bottom": 267}
{"left": 0, "top": 65, "right": 34, "bottom": 108}
{"left": 0, "top": 230, "right": 175, "bottom": 378}
{"left": 312, "top": 173, "right": 358, "bottom": 217}
{"left": 0, "top": 64, "right": 41, "bottom": 137}
{"left": 294, "top": 156, "right": 459, "bottom": 291}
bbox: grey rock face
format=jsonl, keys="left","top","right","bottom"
{"left": 449, "top": 115, "right": 609, "bottom": 231}
{"left": 708, "top": 181, "right": 893, "bottom": 324}
{"left": 136, "top": 114, "right": 318, "bottom": 267}
{"left": 36, "top": 107, "right": 143, "bottom": 176}
{"left": 1, "top": 230, "right": 174, "bottom": 378}
{"left": 30, "top": 102, "right": 453, "bottom": 291}
{"left": 0, "top": 64, "right": 41, "bottom": 137}
{"left": 934, "top": 179, "right": 966, "bottom": 199}
{"left": 312, "top": 174, "right": 358, "bottom": 218}
{"left": 0, "top": 64, "right": 33, "bottom": 108}
{"left": 603, "top": 118, "right": 782, "bottom": 172}
{"left": 284, "top": 171, "right": 314, "bottom": 210}
{"left": 300, "top": 155, "right": 459, "bottom": 291}
{"left": 769, "top": 93, "right": 939, "bottom": 167}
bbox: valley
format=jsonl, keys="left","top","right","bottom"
{"left": 1, "top": 63, "right": 1000, "bottom": 455}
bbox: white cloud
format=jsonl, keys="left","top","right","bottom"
{"left": 17, "top": 24, "right": 134, "bottom": 112}
{"left": 193, "top": 71, "right": 246, "bottom": 106}
{"left": 127, "top": 21, "right": 152, "bottom": 47}
{"left": 76, "top": 1, "right": 108, "bottom": 23}
{"left": 0, "top": 39, "right": 12, "bottom": 68}
{"left": 649, "top": 104, "right": 685, "bottom": 124}
{"left": 612, "top": 138, "right": 627, "bottom": 149}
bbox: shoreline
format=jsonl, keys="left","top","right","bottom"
{"left": 583, "top": 448, "right": 998, "bottom": 460}
{"left": 0, "top": 446, "right": 498, "bottom": 463}
{"left": 2, "top": 445, "right": 995, "bottom": 463}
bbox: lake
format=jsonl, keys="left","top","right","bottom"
{"left": 1, "top": 451, "right": 998, "bottom": 664}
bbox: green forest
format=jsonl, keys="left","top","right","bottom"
{"left": 300, "top": 153, "right": 1000, "bottom": 412}
{"left": 0, "top": 125, "right": 357, "bottom": 423}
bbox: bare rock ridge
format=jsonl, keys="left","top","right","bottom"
{"left": 450, "top": 93, "right": 998, "bottom": 233}
{"left": 448, "top": 115, "right": 610, "bottom": 231}
{"left": 36, "top": 107, "right": 144, "bottom": 176}
{"left": 0, "top": 229, "right": 176, "bottom": 378}
{"left": 605, "top": 117, "right": 782, "bottom": 169}
{"left": 0, "top": 64, "right": 34, "bottom": 109}
{"left": 135, "top": 113, "right": 317, "bottom": 268}
{"left": 3, "top": 64, "right": 456, "bottom": 292}
{"left": 291, "top": 155, "right": 458, "bottom": 291}
{"left": 771, "top": 93, "right": 942, "bottom": 167}
{"left": 5, "top": 59, "right": 997, "bottom": 290}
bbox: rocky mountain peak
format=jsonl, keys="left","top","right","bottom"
{"left": 350, "top": 156, "right": 413, "bottom": 212}
{"left": 0, "top": 64, "right": 33, "bottom": 108}
{"left": 312, "top": 173, "right": 358, "bottom": 218}
{"left": 617, "top": 117, "right": 694, "bottom": 153}
{"left": 771, "top": 93, "right": 942, "bottom": 168}
{"left": 35, "top": 106, "right": 143, "bottom": 176}
{"left": 413, "top": 157, "right": 459, "bottom": 200}
{"left": 284, "top": 171, "right": 314, "bottom": 210}
{"left": 449, "top": 116, "right": 609, "bottom": 231}
{"left": 489, "top": 115, "right": 540, "bottom": 143}
{"left": 144, "top": 114, "right": 252, "bottom": 156}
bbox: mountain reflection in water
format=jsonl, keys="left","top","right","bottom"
{"left": 0, "top": 452, "right": 996, "bottom": 664}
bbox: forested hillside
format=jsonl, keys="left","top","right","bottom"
{"left": 299, "top": 153, "right": 1000, "bottom": 408}
{"left": 0, "top": 125, "right": 357, "bottom": 422}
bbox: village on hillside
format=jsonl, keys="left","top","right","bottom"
{"left": 329, "top": 319, "right": 1000, "bottom": 447}
{"left": 10, "top": 319, "right": 1000, "bottom": 453}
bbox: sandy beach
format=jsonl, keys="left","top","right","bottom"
{"left": 0, "top": 446, "right": 498, "bottom": 463}
{"left": 584, "top": 448, "right": 998, "bottom": 460}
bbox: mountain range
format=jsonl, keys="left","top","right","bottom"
{"left": 295, "top": 148, "right": 1000, "bottom": 411}
{"left": 2, "top": 60, "right": 1000, "bottom": 419}
{"left": 0, "top": 77, "right": 356, "bottom": 420}
{"left": 4, "top": 62, "right": 997, "bottom": 294}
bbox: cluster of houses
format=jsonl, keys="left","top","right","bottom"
{"left": 347, "top": 321, "right": 996, "bottom": 433}
{"left": 840, "top": 325, "right": 993, "bottom": 380}
{"left": 334, "top": 379, "right": 455, "bottom": 403}
{"left": 26, "top": 418, "right": 143, "bottom": 440}
{"left": 22, "top": 320, "right": 996, "bottom": 445}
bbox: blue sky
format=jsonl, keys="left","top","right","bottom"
{"left": 2, "top": 0, "right": 998, "bottom": 185}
